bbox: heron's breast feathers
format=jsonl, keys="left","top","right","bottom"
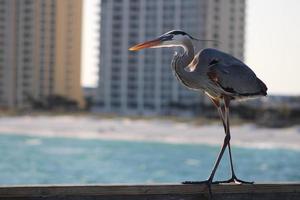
{"left": 186, "top": 52, "right": 200, "bottom": 72}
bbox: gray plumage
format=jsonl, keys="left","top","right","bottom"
{"left": 171, "top": 39, "right": 267, "bottom": 100}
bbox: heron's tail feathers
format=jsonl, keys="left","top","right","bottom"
{"left": 257, "top": 78, "right": 267, "bottom": 96}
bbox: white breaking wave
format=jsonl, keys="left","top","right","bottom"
{"left": 24, "top": 138, "right": 42, "bottom": 146}
{"left": 0, "top": 115, "right": 299, "bottom": 150}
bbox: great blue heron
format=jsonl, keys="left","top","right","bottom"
{"left": 129, "top": 30, "right": 267, "bottom": 188}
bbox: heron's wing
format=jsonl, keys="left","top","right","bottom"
{"left": 196, "top": 48, "right": 244, "bottom": 69}
{"left": 207, "top": 57, "right": 267, "bottom": 97}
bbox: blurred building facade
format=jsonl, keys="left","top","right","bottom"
{"left": 0, "top": 0, "right": 84, "bottom": 109}
{"left": 97, "top": 0, "right": 245, "bottom": 115}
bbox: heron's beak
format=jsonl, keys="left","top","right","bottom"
{"left": 129, "top": 38, "right": 162, "bottom": 51}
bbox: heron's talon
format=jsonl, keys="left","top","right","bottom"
{"left": 233, "top": 178, "right": 254, "bottom": 184}
{"left": 213, "top": 176, "right": 253, "bottom": 184}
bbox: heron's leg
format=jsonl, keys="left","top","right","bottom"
{"left": 182, "top": 98, "right": 230, "bottom": 198}
{"left": 183, "top": 132, "right": 230, "bottom": 199}
{"left": 210, "top": 98, "right": 236, "bottom": 178}
{"left": 183, "top": 113, "right": 231, "bottom": 181}
{"left": 183, "top": 98, "right": 229, "bottom": 183}
{"left": 214, "top": 97, "right": 253, "bottom": 184}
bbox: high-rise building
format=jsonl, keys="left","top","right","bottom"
{"left": 0, "top": 0, "right": 84, "bottom": 109}
{"left": 97, "top": 0, "right": 245, "bottom": 115}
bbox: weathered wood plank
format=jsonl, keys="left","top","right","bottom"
{"left": 0, "top": 183, "right": 299, "bottom": 200}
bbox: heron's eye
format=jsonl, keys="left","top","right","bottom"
{"left": 161, "top": 34, "right": 173, "bottom": 41}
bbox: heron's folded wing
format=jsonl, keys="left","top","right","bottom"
{"left": 207, "top": 62, "right": 266, "bottom": 96}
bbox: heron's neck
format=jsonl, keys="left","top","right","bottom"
{"left": 172, "top": 39, "right": 196, "bottom": 88}
{"left": 177, "top": 40, "right": 194, "bottom": 67}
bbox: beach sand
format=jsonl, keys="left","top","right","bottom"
{"left": 0, "top": 115, "right": 299, "bottom": 150}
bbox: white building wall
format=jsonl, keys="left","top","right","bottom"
{"left": 97, "top": 0, "right": 245, "bottom": 115}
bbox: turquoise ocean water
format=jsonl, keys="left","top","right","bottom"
{"left": 0, "top": 134, "right": 299, "bottom": 185}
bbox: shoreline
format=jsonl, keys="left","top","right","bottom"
{"left": 0, "top": 115, "right": 299, "bottom": 150}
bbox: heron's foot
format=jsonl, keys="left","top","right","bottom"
{"left": 213, "top": 175, "right": 254, "bottom": 184}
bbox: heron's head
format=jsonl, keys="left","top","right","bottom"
{"left": 129, "top": 30, "right": 198, "bottom": 51}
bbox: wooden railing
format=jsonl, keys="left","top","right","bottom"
{"left": 0, "top": 183, "right": 299, "bottom": 200}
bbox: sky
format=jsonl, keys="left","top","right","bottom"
{"left": 81, "top": 0, "right": 300, "bottom": 96}
{"left": 245, "top": 0, "right": 300, "bottom": 95}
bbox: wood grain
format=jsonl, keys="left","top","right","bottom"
{"left": 0, "top": 183, "right": 299, "bottom": 200}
